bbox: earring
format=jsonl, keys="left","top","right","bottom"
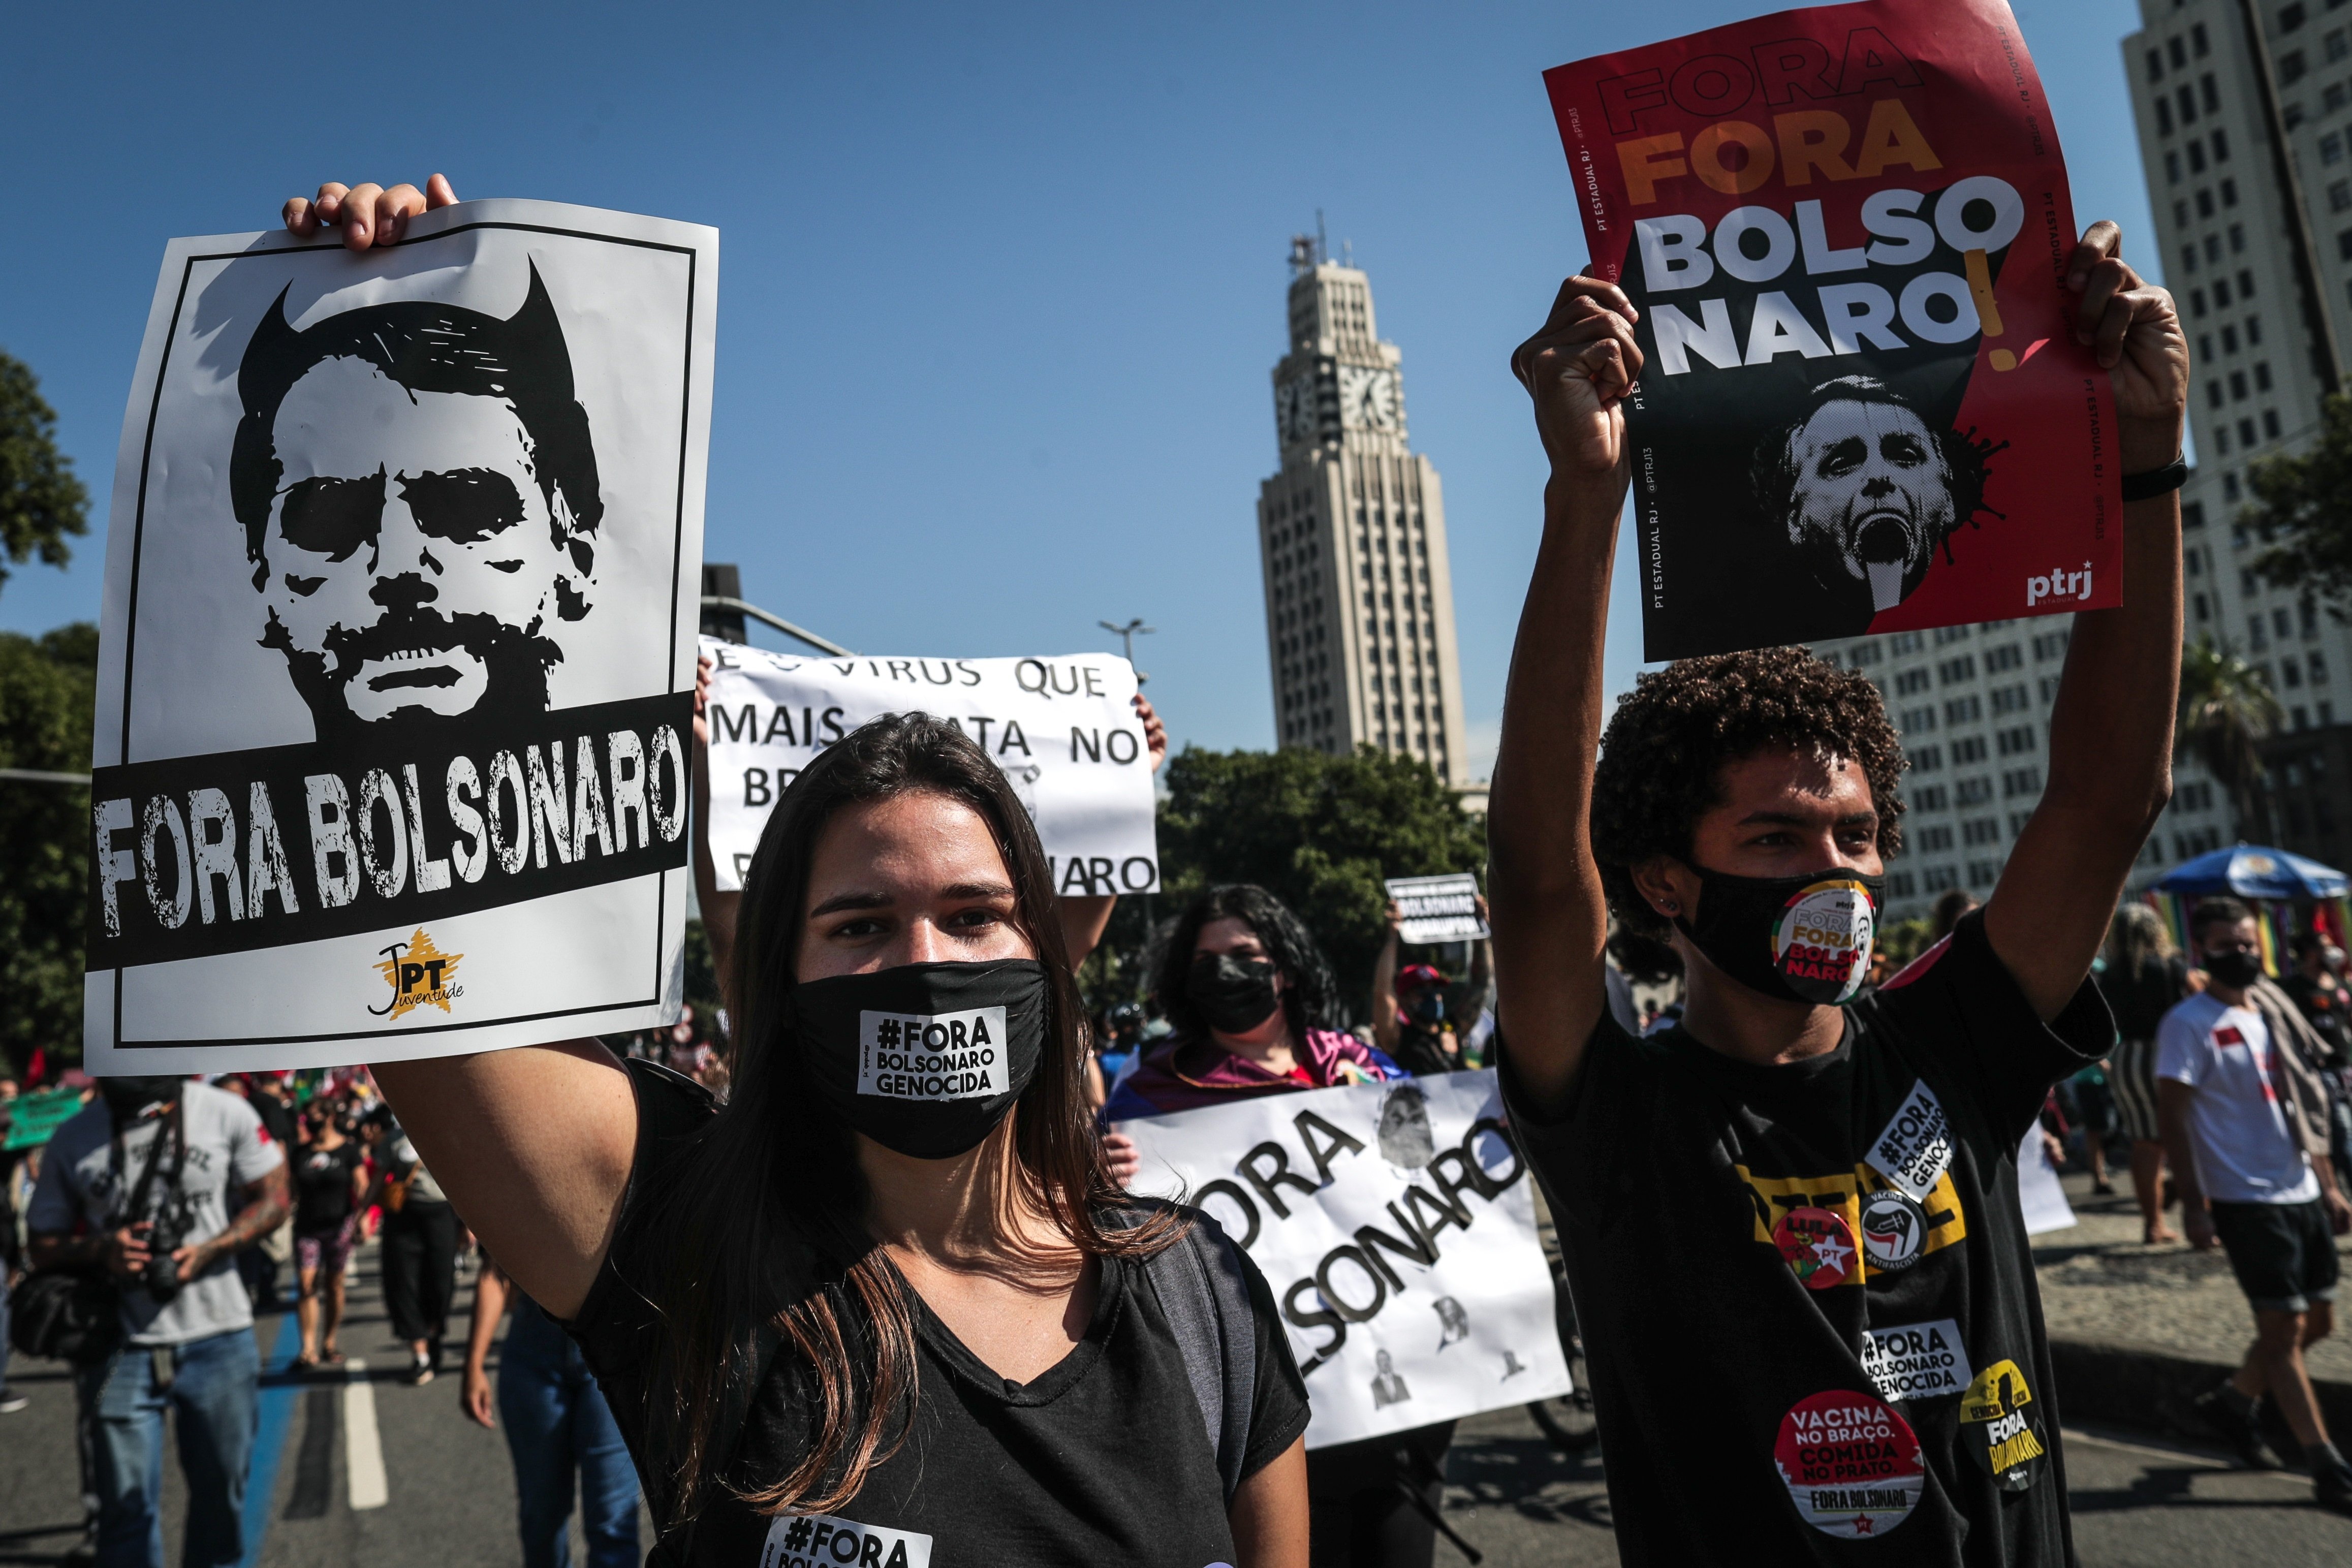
{"left": 1660, "top": 901, "right": 1679, "bottom": 915}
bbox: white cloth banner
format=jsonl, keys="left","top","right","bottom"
{"left": 85, "top": 200, "right": 714, "bottom": 1072}
{"left": 1117, "top": 1070, "right": 1572, "bottom": 1449}
{"left": 1385, "top": 873, "right": 1488, "bottom": 944}
{"left": 2016, "top": 1124, "right": 2077, "bottom": 1236}
{"left": 703, "top": 640, "right": 1158, "bottom": 895}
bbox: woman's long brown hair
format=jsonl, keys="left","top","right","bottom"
{"left": 632, "top": 712, "right": 1178, "bottom": 1526}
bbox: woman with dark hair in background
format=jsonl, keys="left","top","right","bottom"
{"left": 1102, "top": 886, "right": 1450, "bottom": 1568}
{"left": 1103, "top": 885, "right": 1402, "bottom": 1123}
{"left": 2100, "top": 902, "right": 2194, "bottom": 1243}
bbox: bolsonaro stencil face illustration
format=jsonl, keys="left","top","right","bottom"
{"left": 230, "top": 266, "right": 602, "bottom": 742}
{"left": 1750, "top": 375, "right": 2001, "bottom": 632}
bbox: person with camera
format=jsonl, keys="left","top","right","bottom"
{"left": 24, "top": 1074, "right": 289, "bottom": 1568}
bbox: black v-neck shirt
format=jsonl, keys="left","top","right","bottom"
{"left": 567, "top": 1062, "right": 1309, "bottom": 1568}
{"left": 1501, "top": 912, "right": 2109, "bottom": 1566}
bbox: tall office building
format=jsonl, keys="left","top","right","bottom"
{"left": 1257, "top": 235, "right": 1470, "bottom": 785}
{"left": 2120, "top": 0, "right": 2352, "bottom": 871}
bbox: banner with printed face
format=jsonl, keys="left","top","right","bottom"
{"left": 1117, "top": 1070, "right": 1573, "bottom": 1449}
{"left": 84, "top": 201, "right": 714, "bottom": 1072}
{"left": 702, "top": 639, "right": 1159, "bottom": 896}
{"left": 1544, "top": 0, "right": 2120, "bottom": 658}
{"left": 1385, "top": 873, "right": 1489, "bottom": 944}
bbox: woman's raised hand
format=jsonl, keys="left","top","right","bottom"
{"left": 284, "top": 174, "right": 460, "bottom": 250}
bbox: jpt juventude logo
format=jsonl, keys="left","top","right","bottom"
{"left": 372, "top": 929, "right": 465, "bottom": 1020}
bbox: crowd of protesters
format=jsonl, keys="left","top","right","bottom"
{"left": 12, "top": 177, "right": 2352, "bottom": 1568}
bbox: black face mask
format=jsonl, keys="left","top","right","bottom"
{"left": 1406, "top": 990, "right": 1447, "bottom": 1027}
{"left": 1188, "top": 953, "right": 1283, "bottom": 1034}
{"left": 100, "top": 1076, "right": 183, "bottom": 1122}
{"left": 2202, "top": 948, "right": 2265, "bottom": 990}
{"left": 792, "top": 960, "right": 1047, "bottom": 1160}
{"left": 1672, "top": 865, "right": 1883, "bottom": 1006}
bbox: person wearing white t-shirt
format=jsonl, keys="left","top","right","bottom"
{"left": 27, "top": 1076, "right": 291, "bottom": 1567}
{"left": 2158, "top": 897, "right": 2352, "bottom": 1516}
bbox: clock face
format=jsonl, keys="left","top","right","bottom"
{"left": 1275, "top": 376, "right": 1319, "bottom": 445}
{"left": 1339, "top": 365, "right": 1400, "bottom": 431}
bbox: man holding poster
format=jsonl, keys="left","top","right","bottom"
{"left": 1492, "top": 7, "right": 2189, "bottom": 1562}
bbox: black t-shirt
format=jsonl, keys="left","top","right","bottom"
{"left": 293, "top": 1142, "right": 363, "bottom": 1234}
{"left": 568, "top": 1061, "right": 1311, "bottom": 1567}
{"left": 1500, "top": 911, "right": 2109, "bottom": 1567}
{"left": 2094, "top": 954, "right": 2185, "bottom": 1043}
{"left": 2280, "top": 974, "right": 2350, "bottom": 1064}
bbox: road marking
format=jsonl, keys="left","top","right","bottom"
{"left": 342, "top": 1360, "right": 389, "bottom": 1511}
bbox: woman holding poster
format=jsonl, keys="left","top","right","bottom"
{"left": 298, "top": 177, "right": 1311, "bottom": 1568}
{"left": 1103, "top": 888, "right": 1456, "bottom": 1568}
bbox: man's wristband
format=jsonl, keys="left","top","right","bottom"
{"left": 2121, "top": 455, "right": 2188, "bottom": 502}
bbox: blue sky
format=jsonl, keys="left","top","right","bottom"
{"left": 0, "top": 0, "right": 2162, "bottom": 776}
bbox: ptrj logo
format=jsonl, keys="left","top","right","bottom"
{"left": 2025, "top": 560, "right": 2094, "bottom": 607}
{"left": 371, "top": 929, "right": 465, "bottom": 1020}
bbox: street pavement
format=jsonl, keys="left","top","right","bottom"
{"left": 6, "top": 1244, "right": 2350, "bottom": 1566}
{"left": 0, "top": 1238, "right": 653, "bottom": 1568}
{"left": 1434, "top": 1406, "right": 2352, "bottom": 1565}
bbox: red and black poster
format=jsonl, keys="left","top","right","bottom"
{"left": 1544, "top": 0, "right": 2120, "bottom": 658}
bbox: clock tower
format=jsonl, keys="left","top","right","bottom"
{"left": 1258, "top": 233, "right": 1469, "bottom": 785}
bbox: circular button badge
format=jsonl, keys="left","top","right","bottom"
{"left": 1773, "top": 1206, "right": 1857, "bottom": 1290}
{"left": 1775, "top": 1390, "right": 1925, "bottom": 1539}
{"left": 1770, "top": 879, "right": 1878, "bottom": 1005}
{"left": 1859, "top": 1189, "right": 1928, "bottom": 1274}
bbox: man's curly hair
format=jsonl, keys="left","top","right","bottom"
{"left": 1593, "top": 646, "right": 1906, "bottom": 937}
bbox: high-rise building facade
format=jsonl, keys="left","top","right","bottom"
{"left": 2121, "top": 0, "right": 2352, "bottom": 872}
{"left": 1258, "top": 237, "right": 1469, "bottom": 785}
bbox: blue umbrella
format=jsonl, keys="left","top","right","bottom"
{"left": 2150, "top": 844, "right": 2350, "bottom": 900}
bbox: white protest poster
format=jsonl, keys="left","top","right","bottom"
{"left": 1117, "top": 1070, "right": 1571, "bottom": 1448}
{"left": 2016, "top": 1124, "right": 2077, "bottom": 1236}
{"left": 703, "top": 639, "right": 1158, "bottom": 896}
{"left": 1385, "top": 873, "right": 1488, "bottom": 944}
{"left": 84, "top": 201, "right": 715, "bottom": 1072}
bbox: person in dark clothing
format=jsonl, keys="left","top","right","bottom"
{"left": 379, "top": 1127, "right": 462, "bottom": 1385}
{"left": 1488, "top": 222, "right": 2185, "bottom": 1562}
{"left": 290, "top": 1104, "right": 367, "bottom": 1370}
{"left": 2098, "top": 904, "right": 2194, "bottom": 1243}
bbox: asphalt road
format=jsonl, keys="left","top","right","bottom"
{"left": 5, "top": 1245, "right": 2350, "bottom": 1566}
{"left": 0, "top": 1238, "right": 653, "bottom": 1568}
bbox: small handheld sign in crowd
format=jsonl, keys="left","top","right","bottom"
{"left": 1385, "top": 874, "right": 1489, "bottom": 944}
{"left": 83, "top": 201, "right": 715, "bottom": 1072}
{"left": 1543, "top": 0, "right": 2117, "bottom": 657}
{"left": 1118, "top": 1070, "right": 1573, "bottom": 1449}
{"left": 701, "top": 639, "right": 1161, "bottom": 897}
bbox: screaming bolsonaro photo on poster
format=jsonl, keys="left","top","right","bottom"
{"left": 1544, "top": 0, "right": 2122, "bottom": 658}
{"left": 84, "top": 201, "right": 716, "bottom": 1073}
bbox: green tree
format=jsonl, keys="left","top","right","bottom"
{"left": 0, "top": 350, "right": 90, "bottom": 599}
{"left": 1090, "top": 746, "right": 1487, "bottom": 1023}
{"left": 1, "top": 623, "right": 97, "bottom": 1074}
{"left": 2176, "top": 633, "right": 2282, "bottom": 843}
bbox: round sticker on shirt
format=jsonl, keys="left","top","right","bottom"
{"left": 1774, "top": 1390, "right": 1925, "bottom": 1539}
{"left": 1859, "top": 1190, "right": 1928, "bottom": 1273}
{"left": 1770, "top": 879, "right": 1877, "bottom": 1005}
{"left": 1774, "top": 1206, "right": 1857, "bottom": 1290}
{"left": 1960, "top": 1359, "right": 2048, "bottom": 1492}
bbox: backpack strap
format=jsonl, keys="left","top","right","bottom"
{"left": 1118, "top": 1202, "right": 1259, "bottom": 1504}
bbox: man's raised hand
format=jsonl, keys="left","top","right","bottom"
{"left": 285, "top": 174, "right": 460, "bottom": 251}
{"left": 1510, "top": 275, "right": 1644, "bottom": 489}
{"left": 2065, "top": 220, "right": 2188, "bottom": 475}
